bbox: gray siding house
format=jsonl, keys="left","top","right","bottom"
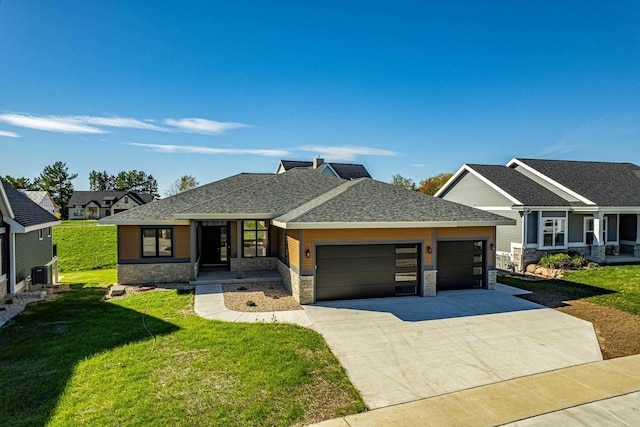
{"left": 1, "top": 180, "right": 60, "bottom": 299}
{"left": 436, "top": 158, "right": 640, "bottom": 271}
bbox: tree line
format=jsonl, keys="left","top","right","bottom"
{"left": 390, "top": 172, "right": 453, "bottom": 195}
{"left": 3, "top": 162, "right": 163, "bottom": 218}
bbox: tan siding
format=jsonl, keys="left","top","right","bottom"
{"left": 287, "top": 230, "right": 300, "bottom": 269}
{"left": 119, "top": 225, "right": 139, "bottom": 260}
{"left": 119, "top": 225, "right": 190, "bottom": 261}
{"left": 436, "top": 226, "right": 496, "bottom": 267}
{"left": 174, "top": 225, "right": 190, "bottom": 259}
{"left": 301, "top": 228, "right": 435, "bottom": 271}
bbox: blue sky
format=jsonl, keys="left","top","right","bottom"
{"left": 1, "top": 1, "right": 639, "bottom": 194}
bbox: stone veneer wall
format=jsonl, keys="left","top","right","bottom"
{"left": 423, "top": 270, "right": 437, "bottom": 296}
{"left": 635, "top": 244, "right": 640, "bottom": 258}
{"left": 0, "top": 278, "right": 7, "bottom": 299}
{"left": 229, "top": 257, "right": 277, "bottom": 272}
{"left": 487, "top": 269, "right": 497, "bottom": 290}
{"left": 118, "top": 263, "right": 190, "bottom": 285}
{"left": 275, "top": 259, "right": 314, "bottom": 304}
{"left": 514, "top": 246, "right": 597, "bottom": 272}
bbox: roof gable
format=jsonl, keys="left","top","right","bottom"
{"left": 513, "top": 158, "right": 640, "bottom": 206}
{"left": 1, "top": 181, "right": 59, "bottom": 228}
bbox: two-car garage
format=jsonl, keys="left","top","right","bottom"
{"left": 314, "top": 240, "right": 488, "bottom": 302}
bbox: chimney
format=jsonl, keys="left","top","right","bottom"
{"left": 313, "top": 157, "right": 324, "bottom": 169}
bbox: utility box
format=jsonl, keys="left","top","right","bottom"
{"left": 31, "top": 266, "right": 51, "bottom": 285}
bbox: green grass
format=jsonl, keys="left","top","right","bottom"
{"left": 499, "top": 265, "right": 640, "bottom": 316}
{"left": 0, "top": 270, "right": 364, "bottom": 426}
{"left": 53, "top": 221, "right": 117, "bottom": 272}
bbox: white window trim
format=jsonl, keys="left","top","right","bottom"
{"left": 47, "top": 227, "right": 52, "bottom": 237}
{"left": 539, "top": 216, "right": 567, "bottom": 250}
{"left": 584, "top": 216, "right": 594, "bottom": 245}
{"left": 38, "top": 229, "right": 44, "bottom": 241}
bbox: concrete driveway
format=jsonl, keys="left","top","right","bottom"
{"left": 303, "top": 285, "right": 602, "bottom": 409}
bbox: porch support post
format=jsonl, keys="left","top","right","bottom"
{"left": 591, "top": 212, "right": 606, "bottom": 263}
{"left": 636, "top": 214, "right": 640, "bottom": 244}
{"left": 236, "top": 220, "right": 242, "bottom": 278}
{"left": 189, "top": 220, "right": 197, "bottom": 281}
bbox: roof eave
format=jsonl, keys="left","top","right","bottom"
{"left": 272, "top": 219, "right": 516, "bottom": 230}
{"left": 173, "top": 213, "right": 278, "bottom": 220}
{"left": 99, "top": 218, "right": 190, "bottom": 226}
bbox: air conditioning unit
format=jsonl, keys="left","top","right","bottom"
{"left": 31, "top": 266, "right": 50, "bottom": 285}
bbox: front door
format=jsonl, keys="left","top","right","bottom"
{"left": 201, "top": 225, "right": 228, "bottom": 266}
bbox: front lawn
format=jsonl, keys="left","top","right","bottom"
{"left": 53, "top": 221, "right": 117, "bottom": 271}
{"left": 0, "top": 270, "right": 364, "bottom": 426}
{"left": 499, "top": 265, "right": 640, "bottom": 316}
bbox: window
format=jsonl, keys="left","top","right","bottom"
{"left": 243, "top": 220, "right": 269, "bottom": 257}
{"left": 142, "top": 228, "right": 173, "bottom": 257}
{"left": 39, "top": 229, "right": 44, "bottom": 240}
{"left": 542, "top": 218, "right": 566, "bottom": 248}
{"left": 47, "top": 227, "right": 51, "bottom": 237}
{"left": 585, "top": 218, "right": 594, "bottom": 245}
{"left": 124, "top": 196, "right": 129, "bottom": 204}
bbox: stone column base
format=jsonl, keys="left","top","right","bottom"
{"left": 487, "top": 269, "right": 497, "bottom": 290}
{"left": 590, "top": 245, "right": 606, "bottom": 264}
{"left": 423, "top": 270, "right": 437, "bottom": 297}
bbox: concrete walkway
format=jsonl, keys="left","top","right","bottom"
{"left": 313, "top": 354, "right": 640, "bottom": 426}
{"left": 194, "top": 284, "right": 314, "bottom": 327}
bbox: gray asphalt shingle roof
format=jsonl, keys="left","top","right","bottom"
{"left": 276, "top": 178, "right": 513, "bottom": 224}
{"left": 516, "top": 158, "right": 640, "bottom": 206}
{"left": 69, "top": 191, "right": 153, "bottom": 207}
{"left": 104, "top": 168, "right": 513, "bottom": 226}
{"left": 467, "top": 164, "right": 574, "bottom": 206}
{"left": 105, "top": 173, "right": 273, "bottom": 221}
{"left": 1, "top": 181, "right": 58, "bottom": 227}
{"left": 178, "top": 169, "right": 345, "bottom": 215}
{"left": 279, "top": 160, "right": 371, "bottom": 179}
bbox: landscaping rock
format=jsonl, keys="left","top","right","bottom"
{"left": 110, "top": 285, "right": 127, "bottom": 297}
{"left": 526, "top": 264, "right": 538, "bottom": 274}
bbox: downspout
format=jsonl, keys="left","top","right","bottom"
{"left": 9, "top": 231, "right": 15, "bottom": 295}
{"left": 236, "top": 220, "right": 242, "bottom": 279}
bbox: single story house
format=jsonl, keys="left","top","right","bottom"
{"left": 1, "top": 180, "right": 60, "bottom": 299}
{"left": 436, "top": 158, "right": 640, "bottom": 271}
{"left": 20, "top": 190, "right": 60, "bottom": 217}
{"left": 101, "top": 168, "right": 514, "bottom": 304}
{"left": 275, "top": 158, "right": 371, "bottom": 179}
{"left": 68, "top": 191, "right": 153, "bottom": 220}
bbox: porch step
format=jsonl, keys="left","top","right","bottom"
{"left": 190, "top": 270, "right": 283, "bottom": 285}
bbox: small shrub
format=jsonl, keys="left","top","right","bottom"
{"left": 246, "top": 300, "right": 256, "bottom": 307}
{"left": 4, "top": 297, "right": 13, "bottom": 304}
{"left": 539, "top": 253, "right": 587, "bottom": 270}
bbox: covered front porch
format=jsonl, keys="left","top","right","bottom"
{"left": 188, "top": 219, "right": 279, "bottom": 281}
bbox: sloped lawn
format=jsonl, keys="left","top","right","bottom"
{"left": 0, "top": 270, "right": 365, "bottom": 426}
{"left": 53, "top": 221, "right": 117, "bottom": 271}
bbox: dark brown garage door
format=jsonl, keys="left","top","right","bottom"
{"left": 437, "top": 240, "right": 486, "bottom": 291}
{"left": 316, "top": 244, "right": 420, "bottom": 301}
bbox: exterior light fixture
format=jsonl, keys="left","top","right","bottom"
{"left": 427, "top": 246, "right": 432, "bottom": 254}
{"left": 305, "top": 249, "right": 311, "bottom": 258}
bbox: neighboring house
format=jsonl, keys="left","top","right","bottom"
{"left": 275, "top": 158, "right": 372, "bottom": 179}
{"left": 19, "top": 190, "right": 60, "bottom": 217}
{"left": 436, "top": 158, "right": 640, "bottom": 271}
{"left": 68, "top": 191, "right": 153, "bottom": 220}
{"left": 101, "top": 168, "right": 513, "bottom": 304}
{"left": 1, "top": 181, "right": 60, "bottom": 299}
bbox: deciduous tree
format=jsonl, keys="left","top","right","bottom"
{"left": 417, "top": 172, "right": 453, "bottom": 195}
{"left": 165, "top": 175, "right": 199, "bottom": 196}
{"left": 390, "top": 174, "right": 416, "bottom": 190}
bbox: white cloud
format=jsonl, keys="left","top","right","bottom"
{"left": 409, "top": 163, "right": 426, "bottom": 167}
{"left": 0, "top": 113, "right": 105, "bottom": 133}
{"left": 129, "top": 143, "right": 290, "bottom": 157}
{"left": 71, "top": 116, "right": 168, "bottom": 132}
{"left": 0, "top": 129, "right": 20, "bottom": 138}
{"left": 0, "top": 112, "right": 249, "bottom": 135}
{"left": 164, "top": 118, "right": 250, "bottom": 134}
{"left": 297, "top": 145, "right": 398, "bottom": 161}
